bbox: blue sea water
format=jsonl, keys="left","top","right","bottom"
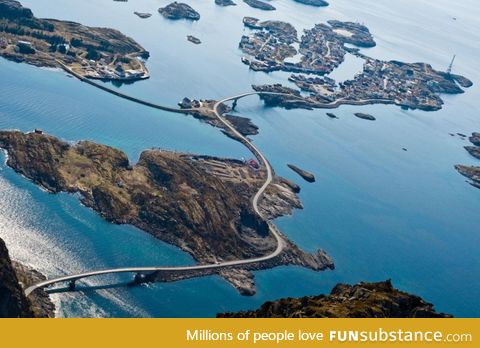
{"left": 0, "top": 0, "right": 479, "bottom": 317}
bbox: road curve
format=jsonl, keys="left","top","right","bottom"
{"left": 24, "top": 92, "right": 290, "bottom": 297}
{"left": 25, "top": 64, "right": 389, "bottom": 297}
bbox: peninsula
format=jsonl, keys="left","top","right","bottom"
{"left": 0, "top": 0, "right": 149, "bottom": 81}
{"left": 239, "top": 17, "right": 472, "bottom": 111}
{"left": 0, "top": 131, "right": 333, "bottom": 295}
{"left": 218, "top": 280, "right": 452, "bottom": 318}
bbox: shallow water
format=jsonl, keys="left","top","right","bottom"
{"left": 0, "top": 0, "right": 479, "bottom": 317}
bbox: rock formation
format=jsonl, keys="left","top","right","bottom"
{"left": 0, "top": 131, "right": 334, "bottom": 294}
{"left": 158, "top": 2, "right": 200, "bottom": 21}
{"left": 218, "top": 280, "right": 452, "bottom": 318}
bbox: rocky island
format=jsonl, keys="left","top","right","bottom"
{"left": 215, "top": 0, "right": 237, "bottom": 6}
{"left": 187, "top": 35, "right": 201, "bottom": 45}
{"left": 158, "top": 2, "right": 200, "bottom": 21}
{"left": 455, "top": 132, "right": 480, "bottom": 189}
{"left": 134, "top": 12, "right": 152, "bottom": 19}
{"left": 0, "top": 0, "right": 150, "bottom": 81}
{"left": 354, "top": 112, "right": 376, "bottom": 121}
{"left": 287, "top": 164, "right": 315, "bottom": 183}
{"left": 243, "top": 0, "right": 276, "bottom": 11}
{"left": 326, "top": 112, "right": 338, "bottom": 119}
{"left": 239, "top": 17, "right": 472, "bottom": 111}
{"left": 218, "top": 280, "right": 451, "bottom": 318}
{"left": 294, "top": 0, "right": 329, "bottom": 6}
{"left": 0, "top": 130, "right": 333, "bottom": 295}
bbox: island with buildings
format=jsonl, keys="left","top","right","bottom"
{"left": 0, "top": 0, "right": 149, "bottom": 81}
{"left": 239, "top": 17, "right": 472, "bottom": 111}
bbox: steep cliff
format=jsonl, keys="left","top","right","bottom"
{"left": 0, "top": 238, "right": 33, "bottom": 318}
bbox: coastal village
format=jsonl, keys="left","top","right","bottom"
{"left": 0, "top": 0, "right": 149, "bottom": 81}
{"left": 0, "top": 0, "right": 478, "bottom": 320}
{"left": 239, "top": 16, "right": 472, "bottom": 111}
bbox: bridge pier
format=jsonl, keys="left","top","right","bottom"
{"left": 134, "top": 273, "right": 146, "bottom": 284}
{"left": 68, "top": 280, "right": 76, "bottom": 291}
{"left": 232, "top": 99, "right": 238, "bottom": 110}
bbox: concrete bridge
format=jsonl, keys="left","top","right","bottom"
{"left": 26, "top": 65, "right": 388, "bottom": 297}
{"left": 25, "top": 83, "right": 288, "bottom": 297}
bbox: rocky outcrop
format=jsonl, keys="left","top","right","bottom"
{"left": 0, "top": 131, "right": 334, "bottom": 294}
{"left": 243, "top": 0, "right": 276, "bottom": 11}
{"left": 12, "top": 262, "right": 55, "bottom": 317}
{"left": 456, "top": 165, "right": 480, "bottom": 189}
{"left": 469, "top": 132, "right": 480, "bottom": 146}
{"left": 293, "top": 0, "right": 328, "bottom": 6}
{"left": 465, "top": 146, "right": 480, "bottom": 160}
{"left": 287, "top": 164, "right": 315, "bottom": 183}
{"left": 224, "top": 115, "right": 259, "bottom": 136}
{"left": 455, "top": 132, "right": 480, "bottom": 189}
{"left": 134, "top": 12, "right": 152, "bottom": 19}
{"left": 218, "top": 280, "right": 452, "bottom": 318}
{"left": 354, "top": 112, "right": 376, "bottom": 121}
{"left": 215, "top": 0, "right": 236, "bottom": 6}
{"left": 158, "top": 2, "right": 200, "bottom": 21}
{"left": 0, "top": 238, "right": 33, "bottom": 318}
{"left": 0, "top": 237, "right": 54, "bottom": 317}
{"left": 187, "top": 35, "right": 201, "bottom": 45}
{"left": 0, "top": 0, "right": 33, "bottom": 19}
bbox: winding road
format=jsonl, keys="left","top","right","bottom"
{"left": 24, "top": 92, "right": 287, "bottom": 297}
{"left": 26, "top": 65, "right": 387, "bottom": 297}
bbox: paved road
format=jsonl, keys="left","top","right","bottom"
{"left": 24, "top": 92, "right": 289, "bottom": 297}
{"left": 25, "top": 67, "right": 389, "bottom": 296}
{"left": 25, "top": 62, "right": 385, "bottom": 296}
